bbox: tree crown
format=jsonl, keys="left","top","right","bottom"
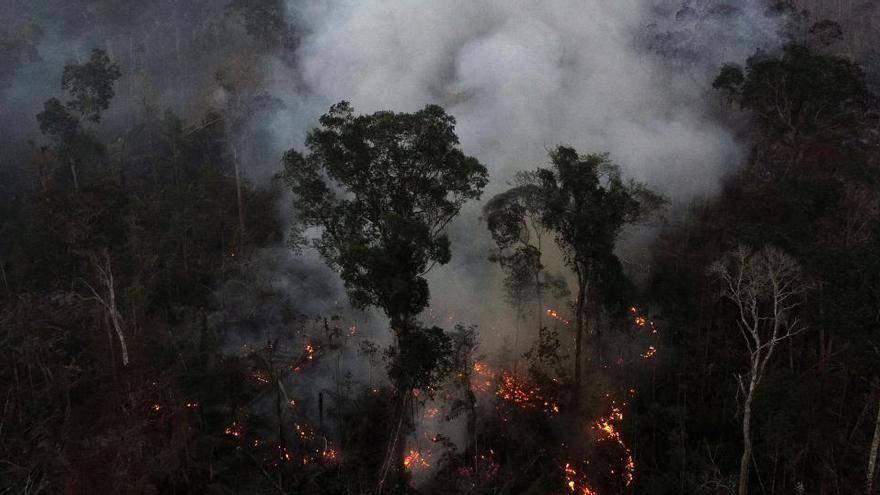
{"left": 282, "top": 101, "right": 488, "bottom": 324}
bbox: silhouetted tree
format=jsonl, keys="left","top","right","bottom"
{"left": 281, "top": 101, "right": 487, "bottom": 486}
{"left": 505, "top": 146, "right": 663, "bottom": 407}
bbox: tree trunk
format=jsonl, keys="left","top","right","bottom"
{"left": 466, "top": 387, "right": 477, "bottom": 472}
{"left": 867, "top": 389, "right": 880, "bottom": 495}
{"left": 739, "top": 367, "right": 759, "bottom": 495}
{"left": 69, "top": 156, "right": 79, "bottom": 191}
{"left": 232, "top": 145, "right": 246, "bottom": 250}
{"left": 535, "top": 266, "right": 543, "bottom": 331}
{"left": 573, "top": 278, "right": 587, "bottom": 408}
{"left": 0, "top": 257, "right": 9, "bottom": 297}
{"left": 103, "top": 255, "right": 129, "bottom": 367}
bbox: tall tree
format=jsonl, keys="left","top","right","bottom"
{"left": 708, "top": 245, "right": 809, "bottom": 495}
{"left": 713, "top": 44, "right": 870, "bottom": 144}
{"left": 281, "top": 101, "right": 487, "bottom": 486}
{"left": 496, "top": 146, "right": 663, "bottom": 407}
{"left": 484, "top": 178, "right": 566, "bottom": 355}
{"left": 36, "top": 48, "right": 121, "bottom": 190}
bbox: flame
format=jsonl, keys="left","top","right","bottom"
{"left": 472, "top": 360, "right": 497, "bottom": 393}
{"left": 592, "top": 403, "right": 635, "bottom": 487}
{"left": 546, "top": 308, "right": 571, "bottom": 325}
{"left": 151, "top": 403, "right": 162, "bottom": 412}
{"left": 403, "top": 449, "right": 431, "bottom": 471}
{"left": 563, "top": 463, "right": 599, "bottom": 495}
{"left": 495, "top": 372, "right": 560, "bottom": 414}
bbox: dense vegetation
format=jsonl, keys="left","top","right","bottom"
{"left": 1, "top": 2, "right": 878, "bottom": 495}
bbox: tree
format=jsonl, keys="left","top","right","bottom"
{"left": 484, "top": 179, "right": 567, "bottom": 355}
{"left": 708, "top": 245, "right": 809, "bottom": 495}
{"left": 713, "top": 44, "right": 870, "bottom": 142}
{"left": 36, "top": 48, "right": 120, "bottom": 189}
{"left": 281, "top": 101, "right": 487, "bottom": 485}
{"left": 495, "top": 146, "right": 663, "bottom": 406}
{"left": 60, "top": 49, "right": 122, "bottom": 123}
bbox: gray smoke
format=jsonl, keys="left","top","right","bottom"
{"left": 253, "top": 0, "right": 784, "bottom": 344}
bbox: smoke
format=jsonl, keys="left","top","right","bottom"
{"left": 1, "top": 0, "right": 785, "bottom": 477}
{"left": 235, "top": 0, "right": 787, "bottom": 475}
{"left": 254, "top": 0, "right": 784, "bottom": 346}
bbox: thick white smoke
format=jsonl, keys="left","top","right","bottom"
{"left": 264, "top": 0, "right": 784, "bottom": 340}
{"left": 280, "top": 0, "right": 780, "bottom": 198}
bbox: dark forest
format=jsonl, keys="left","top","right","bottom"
{"left": 1, "top": 1, "right": 879, "bottom": 494}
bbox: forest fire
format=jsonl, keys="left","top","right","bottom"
{"left": 224, "top": 422, "right": 243, "bottom": 438}
{"left": 563, "top": 463, "right": 599, "bottom": 495}
{"left": 472, "top": 360, "right": 497, "bottom": 393}
{"left": 495, "top": 372, "right": 560, "bottom": 414}
{"left": 630, "top": 306, "right": 658, "bottom": 334}
{"left": 403, "top": 449, "right": 431, "bottom": 471}
{"left": 592, "top": 403, "right": 635, "bottom": 487}
{"left": 322, "top": 447, "right": 338, "bottom": 463}
{"left": 292, "top": 342, "right": 320, "bottom": 372}
{"left": 547, "top": 308, "right": 570, "bottom": 325}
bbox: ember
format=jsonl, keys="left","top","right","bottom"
{"left": 403, "top": 449, "right": 431, "bottom": 471}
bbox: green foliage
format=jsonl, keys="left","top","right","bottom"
{"left": 533, "top": 147, "right": 664, "bottom": 280}
{"left": 386, "top": 325, "right": 454, "bottom": 391}
{"left": 713, "top": 44, "right": 871, "bottom": 138}
{"left": 60, "top": 48, "right": 122, "bottom": 122}
{"left": 282, "top": 101, "right": 488, "bottom": 327}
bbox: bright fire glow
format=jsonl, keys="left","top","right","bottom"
{"left": 403, "top": 449, "right": 431, "bottom": 471}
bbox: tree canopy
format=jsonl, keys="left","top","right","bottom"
{"left": 282, "top": 101, "right": 488, "bottom": 328}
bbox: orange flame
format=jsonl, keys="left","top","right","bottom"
{"left": 563, "top": 463, "right": 599, "bottom": 495}
{"left": 592, "top": 404, "right": 635, "bottom": 487}
{"left": 403, "top": 449, "right": 431, "bottom": 471}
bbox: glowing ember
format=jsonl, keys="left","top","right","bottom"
{"left": 472, "top": 360, "right": 497, "bottom": 393}
{"left": 563, "top": 463, "right": 599, "bottom": 495}
{"left": 424, "top": 407, "right": 441, "bottom": 419}
{"left": 280, "top": 447, "right": 292, "bottom": 462}
{"left": 403, "top": 449, "right": 431, "bottom": 471}
{"left": 495, "top": 372, "right": 560, "bottom": 414}
{"left": 592, "top": 404, "right": 635, "bottom": 487}
{"left": 185, "top": 401, "right": 199, "bottom": 408}
{"left": 546, "top": 308, "right": 570, "bottom": 325}
{"left": 151, "top": 403, "right": 162, "bottom": 412}
{"left": 252, "top": 370, "right": 270, "bottom": 384}
{"left": 224, "top": 422, "right": 243, "bottom": 438}
{"left": 630, "top": 305, "right": 658, "bottom": 334}
{"left": 641, "top": 346, "right": 656, "bottom": 359}
{"left": 322, "top": 448, "right": 338, "bottom": 463}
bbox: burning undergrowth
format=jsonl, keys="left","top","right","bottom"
{"left": 198, "top": 240, "right": 666, "bottom": 492}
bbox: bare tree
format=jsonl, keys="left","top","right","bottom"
{"left": 81, "top": 249, "right": 129, "bottom": 367}
{"left": 708, "top": 245, "right": 809, "bottom": 495}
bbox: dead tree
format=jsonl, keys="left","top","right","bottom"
{"left": 82, "top": 250, "right": 129, "bottom": 367}
{"left": 708, "top": 245, "right": 808, "bottom": 495}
